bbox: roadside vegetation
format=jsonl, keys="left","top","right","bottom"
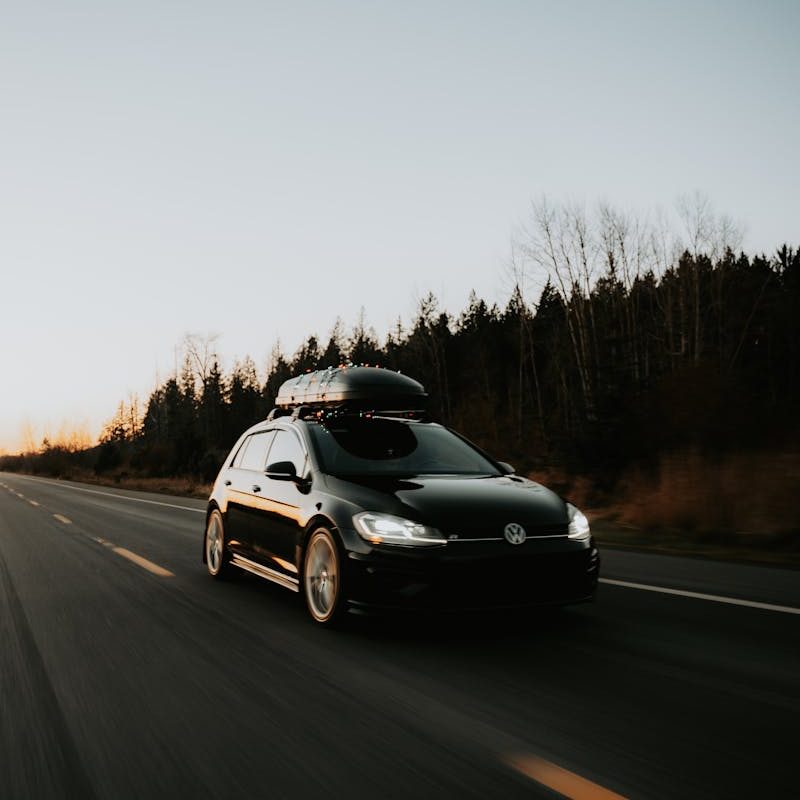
{"left": 3, "top": 197, "right": 798, "bottom": 561}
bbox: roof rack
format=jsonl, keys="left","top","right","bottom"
{"left": 298, "top": 406, "right": 427, "bottom": 421}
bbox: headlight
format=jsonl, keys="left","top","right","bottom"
{"left": 353, "top": 512, "right": 446, "bottom": 547}
{"left": 567, "top": 503, "right": 591, "bottom": 541}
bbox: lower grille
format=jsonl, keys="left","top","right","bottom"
{"left": 435, "top": 552, "right": 593, "bottom": 607}
{"left": 357, "top": 550, "right": 596, "bottom": 609}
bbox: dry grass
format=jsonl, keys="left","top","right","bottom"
{"left": 529, "top": 449, "right": 800, "bottom": 562}
{"left": 610, "top": 449, "right": 800, "bottom": 536}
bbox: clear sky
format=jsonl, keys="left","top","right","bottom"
{"left": 1, "top": 0, "right": 798, "bottom": 452}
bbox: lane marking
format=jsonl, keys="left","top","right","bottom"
{"left": 507, "top": 754, "right": 627, "bottom": 800}
{"left": 90, "top": 536, "right": 114, "bottom": 548}
{"left": 4, "top": 476, "right": 176, "bottom": 579}
{"left": 8, "top": 475, "right": 204, "bottom": 514}
{"left": 112, "top": 547, "right": 174, "bottom": 577}
{"left": 599, "top": 577, "right": 800, "bottom": 616}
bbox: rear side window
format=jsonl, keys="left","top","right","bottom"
{"left": 235, "top": 431, "right": 275, "bottom": 471}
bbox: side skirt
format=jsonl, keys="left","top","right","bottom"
{"left": 230, "top": 554, "right": 300, "bottom": 593}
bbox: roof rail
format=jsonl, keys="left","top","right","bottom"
{"left": 267, "top": 405, "right": 429, "bottom": 423}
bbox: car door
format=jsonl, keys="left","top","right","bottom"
{"left": 250, "top": 428, "right": 309, "bottom": 578}
{"left": 224, "top": 429, "right": 276, "bottom": 558}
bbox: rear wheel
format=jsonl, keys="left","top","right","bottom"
{"left": 303, "top": 528, "right": 344, "bottom": 625}
{"left": 205, "top": 509, "right": 231, "bottom": 579}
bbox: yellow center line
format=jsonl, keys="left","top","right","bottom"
{"left": 506, "top": 754, "right": 628, "bottom": 800}
{"left": 53, "top": 513, "right": 72, "bottom": 525}
{"left": 112, "top": 547, "right": 174, "bottom": 578}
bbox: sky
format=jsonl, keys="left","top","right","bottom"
{"left": 1, "top": 0, "right": 798, "bottom": 453}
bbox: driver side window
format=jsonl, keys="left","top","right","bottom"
{"left": 266, "top": 430, "right": 307, "bottom": 477}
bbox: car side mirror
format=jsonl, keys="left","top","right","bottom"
{"left": 497, "top": 461, "right": 515, "bottom": 475}
{"left": 265, "top": 461, "right": 298, "bottom": 481}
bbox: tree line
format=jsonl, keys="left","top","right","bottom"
{"left": 4, "top": 197, "right": 798, "bottom": 488}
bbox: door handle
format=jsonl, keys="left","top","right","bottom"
{"left": 252, "top": 485, "right": 261, "bottom": 493}
{"left": 224, "top": 480, "right": 232, "bottom": 486}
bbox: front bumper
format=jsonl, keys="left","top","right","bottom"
{"left": 343, "top": 533, "right": 600, "bottom": 613}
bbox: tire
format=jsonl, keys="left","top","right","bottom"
{"left": 303, "top": 528, "right": 345, "bottom": 625}
{"left": 205, "top": 509, "right": 232, "bottom": 579}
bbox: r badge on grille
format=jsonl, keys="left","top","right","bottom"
{"left": 504, "top": 522, "right": 526, "bottom": 545}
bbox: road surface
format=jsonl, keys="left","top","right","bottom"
{"left": 1, "top": 472, "right": 797, "bottom": 799}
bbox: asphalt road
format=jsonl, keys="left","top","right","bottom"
{"left": 1, "top": 472, "right": 797, "bottom": 800}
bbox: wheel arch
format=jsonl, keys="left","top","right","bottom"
{"left": 302, "top": 512, "right": 341, "bottom": 546}
{"left": 299, "top": 513, "right": 345, "bottom": 570}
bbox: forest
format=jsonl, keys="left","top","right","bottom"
{"left": 3, "top": 198, "right": 798, "bottom": 540}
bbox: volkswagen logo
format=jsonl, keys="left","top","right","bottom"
{"left": 503, "top": 522, "right": 526, "bottom": 545}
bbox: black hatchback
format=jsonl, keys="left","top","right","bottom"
{"left": 203, "top": 367, "right": 599, "bottom": 624}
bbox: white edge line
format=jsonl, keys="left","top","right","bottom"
{"left": 599, "top": 577, "right": 800, "bottom": 616}
{"left": 8, "top": 475, "right": 205, "bottom": 514}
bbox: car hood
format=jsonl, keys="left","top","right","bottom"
{"left": 325, "top": 474, "right": 569, "bottom": 539}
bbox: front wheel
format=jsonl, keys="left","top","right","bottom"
{"left": 303, "top": 528, "right": 345, "bottom": 625}
{"left": 205, "top": 509, "right": 232, "bottom": 579}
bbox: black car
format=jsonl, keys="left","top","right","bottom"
{"left": 203, "top": 366, "right": 599, "bottom": 624}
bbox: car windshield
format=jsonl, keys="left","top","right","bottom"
{"left": 306, "top": 418, "right": 501, "bottom": 477}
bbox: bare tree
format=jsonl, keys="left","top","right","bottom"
{"left": 598, "top": 202, "right": 655, "bottom": 381}
{"left": 183, "top": 333, "right": 221, "bottom": 389}
{"left": 520, "top": 198, "right": 595, "bottom": 421}
{"left": 677, "top": 192, "right": 744, "bottom": 362}
{"left": 506, "top": 243, "right": 546, "bottom": 444}
{"left": 127, "top": 393, "right": 141, "bottom": 440}
{"left": 410, "top": 293, "right": 452, "bottom": 421}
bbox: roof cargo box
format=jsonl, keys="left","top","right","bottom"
{"left": 274, "top": 366, "right": 427, "bottom": 411}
